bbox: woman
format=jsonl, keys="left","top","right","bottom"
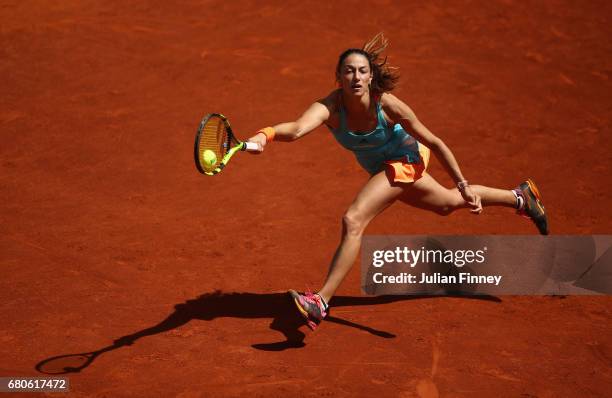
{"left": 247, "top": 33, "right": 548, "bottom": 330}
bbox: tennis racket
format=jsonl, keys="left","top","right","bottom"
{"left": 194, "top": 113, "right": 260, "bottom": 175}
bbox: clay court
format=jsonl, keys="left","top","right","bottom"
{"left": 1, "top": 1, "right": 611, "bottom": 396}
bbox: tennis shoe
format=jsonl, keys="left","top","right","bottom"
{"left": 288, "top": 289, "right": 327, "bottom": 330}
{"left": 514, "top": 178, "right": 549, "bottom": 235}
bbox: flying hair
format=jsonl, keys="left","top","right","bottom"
{"left": 336, "top": 32, "right": 400, "bottom": 96}
{"left": 362, "top": 32, "right": 400, "bottom": 95}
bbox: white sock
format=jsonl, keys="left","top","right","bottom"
{"left": 511, "top": 190, "right": 524, "bottom": 210}
{"left": 316, "top": 293, "right": 329, "bottom": 310}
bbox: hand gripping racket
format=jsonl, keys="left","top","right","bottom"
{"left": 194, "top": 113, "right": 260, "bottom": 175}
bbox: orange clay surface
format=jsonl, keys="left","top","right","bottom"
{"left": 1, "top": 1, "right": 611, "bottom": 397}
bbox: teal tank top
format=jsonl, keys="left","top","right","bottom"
{"left": 328, "top": 101, "right": 423, "bottom": 174}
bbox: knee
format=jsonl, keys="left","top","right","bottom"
{"left": 342, "top": 208, "right": 368, "bottom": 237}
{"left": 434, "top": 190, "right": 463, "bottom": 216}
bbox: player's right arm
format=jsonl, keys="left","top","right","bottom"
{"left": 247, "top": 92, "right": 335, "bottom": 150}
{"left": 273, "top": 101, "right": 331, "bottom": 141}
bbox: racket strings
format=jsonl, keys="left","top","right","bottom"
{"left": 198, "top": 117, "right": 228, "bottom": 170}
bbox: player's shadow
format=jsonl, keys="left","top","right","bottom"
{"left": 35, "top": 291, "right": 500, "bottom": 374}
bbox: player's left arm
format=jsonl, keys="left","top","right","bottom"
{"left": 381, "top": 93, "right": 482, "bottom": 213}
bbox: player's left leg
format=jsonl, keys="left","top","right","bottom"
{"left": 400, "top": 173, "right": 548, "bottom": 234}
{"left": 399, "top": 172, "right": 516, "bottom": 215}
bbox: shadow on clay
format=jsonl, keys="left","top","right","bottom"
{"left": 35, "top": 291, "right": 501, "bottom": 374}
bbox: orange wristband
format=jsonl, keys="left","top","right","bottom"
{"left": 258, "top": 127, "right": 275, "bottom": 143}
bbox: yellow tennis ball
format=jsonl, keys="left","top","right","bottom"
{"left": 202, "top": 150, "right": 217, "bottom": 168}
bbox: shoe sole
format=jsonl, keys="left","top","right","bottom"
{"left": 524, "top": 178, "right": 548, "bottom": 234}
{"left": 526, "top": 178, "right": 542, "bottom": 201}
{"left": 525, "top": 179, "right": 546, "bottom": 215}
{"left": 288, "top": 290, "right": 315, "bottom": 328}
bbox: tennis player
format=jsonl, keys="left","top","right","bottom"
{"left": 247, "top": 33, "right": 548, "bottom": 330}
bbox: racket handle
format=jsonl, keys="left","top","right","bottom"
{"left": 244, "top": 141, "right": 261, "bottom": 152}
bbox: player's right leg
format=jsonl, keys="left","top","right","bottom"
{"left": 290, "top": 170, "right": 404, "bottom": 330}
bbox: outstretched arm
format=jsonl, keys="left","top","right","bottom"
{"left": 247, "top": 98, "right": 331, "bottom": 149}
{"left": 382, "top": 93, "right": 482, "bottom": 213}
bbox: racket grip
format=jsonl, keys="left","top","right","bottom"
{"left": 244, "top": 141, "right": 261, "bottom": 152}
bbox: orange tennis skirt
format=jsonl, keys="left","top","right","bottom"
{"left": 384, "top": 144, "right": 431, "bottom": 183}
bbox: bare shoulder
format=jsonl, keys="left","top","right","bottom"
{"left": 380, "top": 92, "right": 416, "bottom": 122}
{"left": 319, "top": 89, "right": 341, "bottom": 129}
{"left": 318, "top": 89, "right": 341, "bottom": 113}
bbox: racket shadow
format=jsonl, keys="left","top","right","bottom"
{"left": 35, "top": 291, "right": 501, "bottom": 373}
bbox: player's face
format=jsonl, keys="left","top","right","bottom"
{"left": 339, "top": 53, "right": 372, "bottom": 96}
